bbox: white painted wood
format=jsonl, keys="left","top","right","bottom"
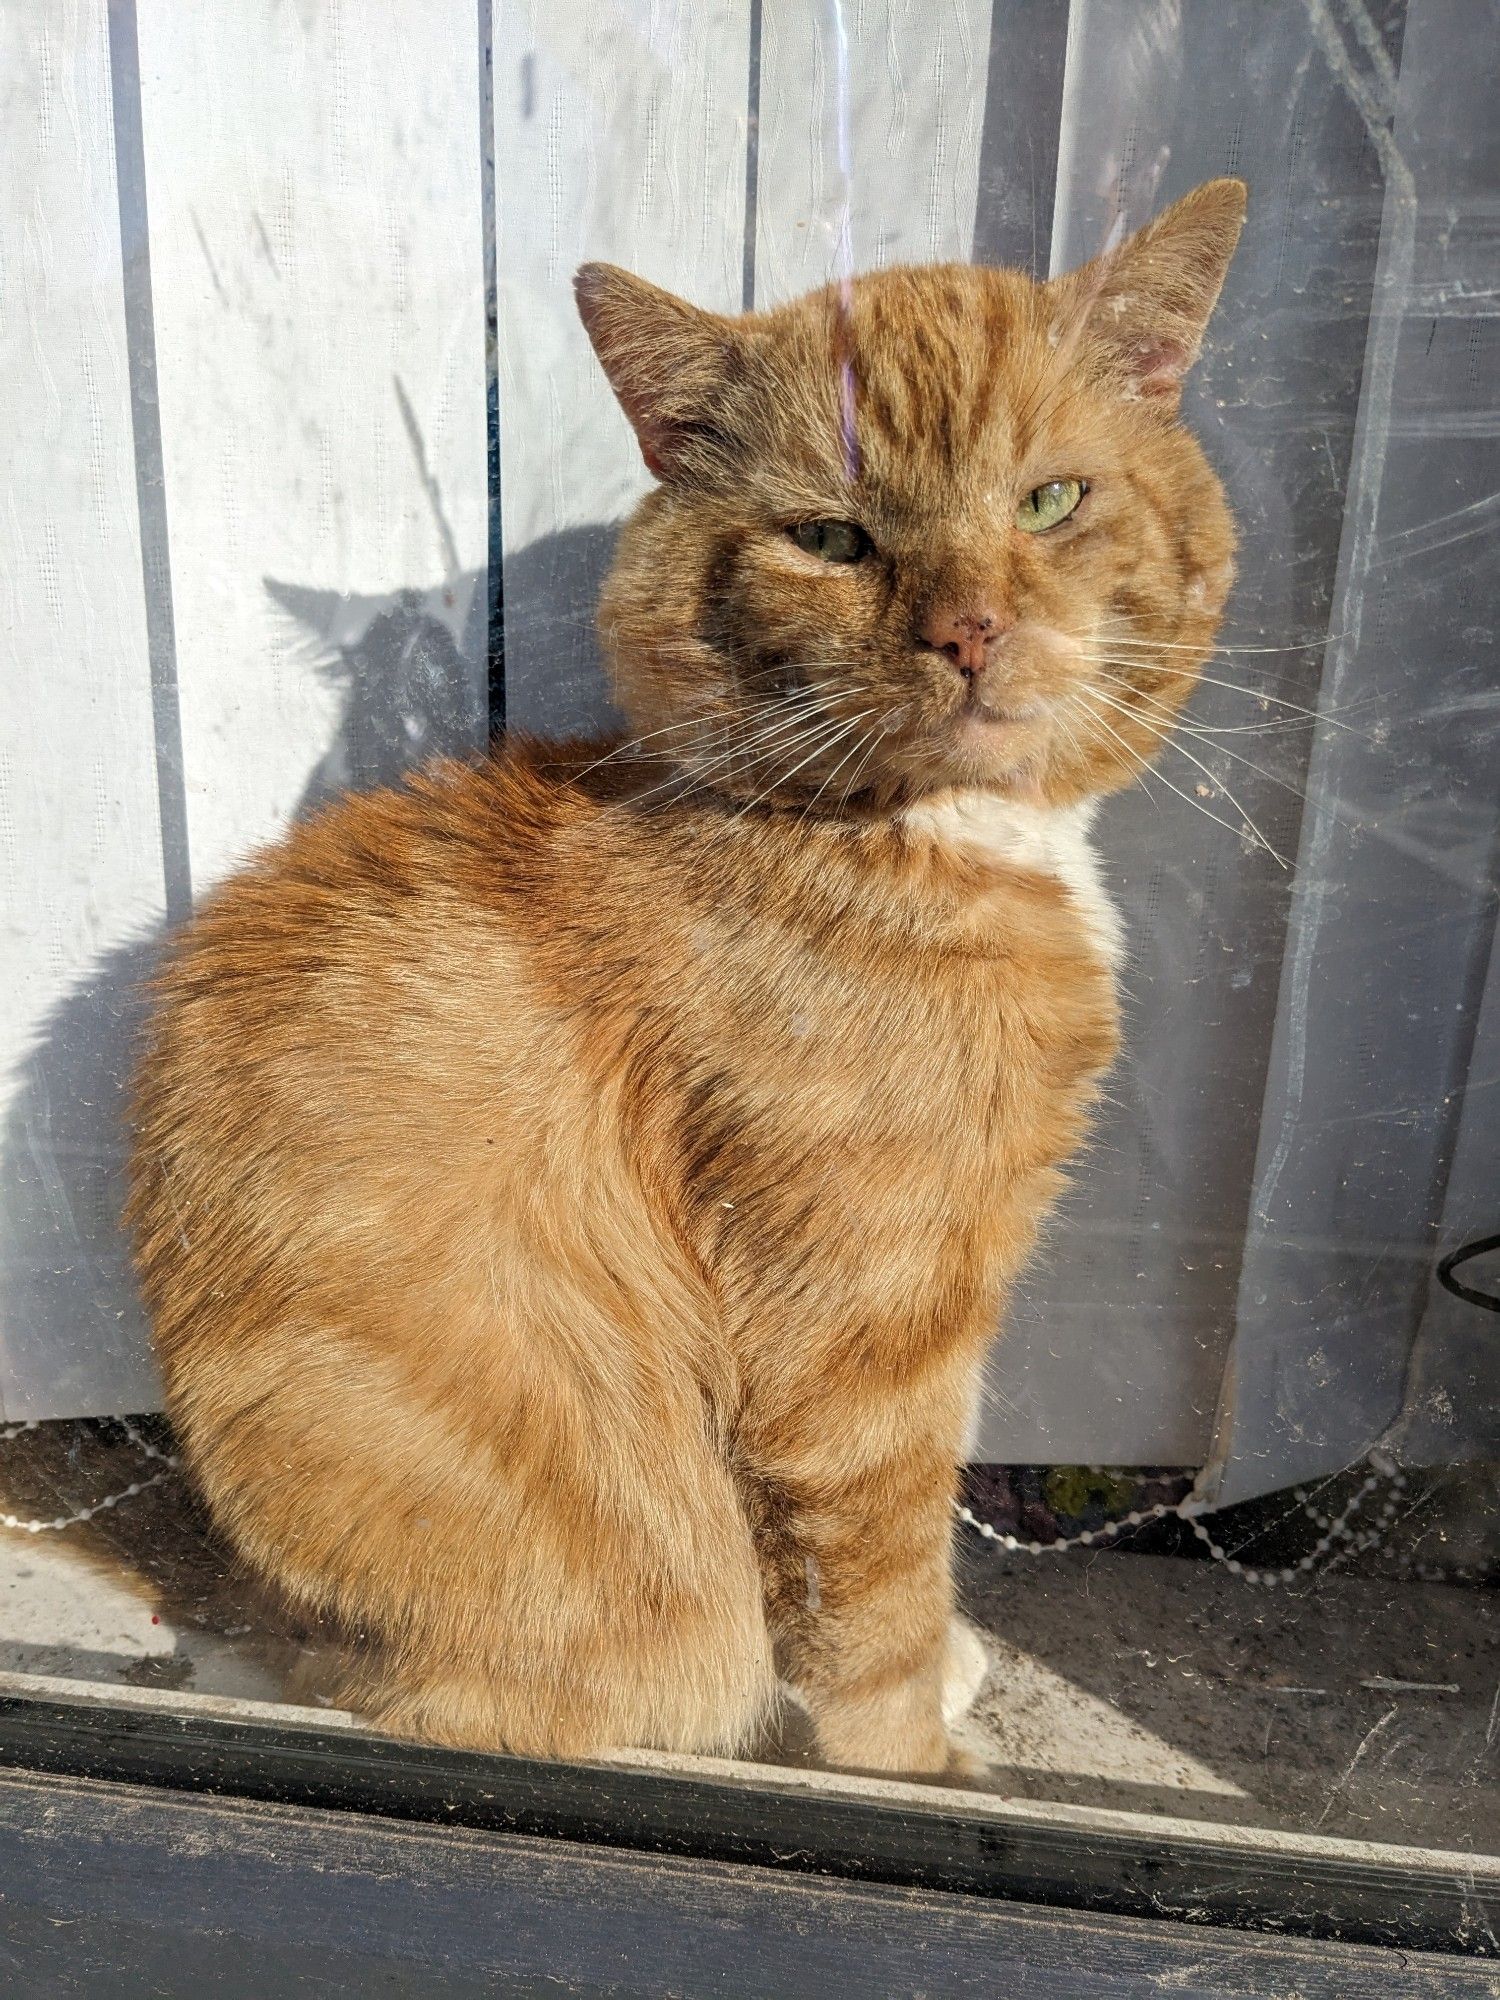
{"left": 753, "top": 0, "right": 993, "bottom": 305}
{"left": 492, "top": 0, "right": 753, "bottom": 735}
{"left": 0, "top": 0, "right": 167, "bottom": 1419}
{"left": 135, "top": 0, "right": 490, "bottom": 890}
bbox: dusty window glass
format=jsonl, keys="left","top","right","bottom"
{"left": 2, "top": 0, "right": 1495, "bottom": 1897}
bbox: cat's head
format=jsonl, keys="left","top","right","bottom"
{"left": 578, "top": 179, "right": 1245, "bottom": 814}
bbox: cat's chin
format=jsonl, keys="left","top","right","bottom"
{"left": 940, "top": 711, "right": 1047, "bottom": 792}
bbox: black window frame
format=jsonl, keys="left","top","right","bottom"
{"left": 1, "top": 1675, "right": 1495, "bottom": 1995}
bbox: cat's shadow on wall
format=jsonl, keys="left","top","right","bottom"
{"left": 0, "top": 522, "right": 617, "bottom": 1494}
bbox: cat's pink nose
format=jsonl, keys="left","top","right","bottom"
{"left": 919, "top": 605, "right": 1011, "bottom": 680}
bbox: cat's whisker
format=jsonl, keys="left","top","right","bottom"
{"left": 836, "top": 724, "right": 888, "bottom": 810}
{"left": 1047, "top": 699, "right": 1092, "bottom": 775}
{"left": 1090, "top": 669, "right": 1331, "bottom": 748}
{"left": 1085, "top": 682, "right": 1307, "bottom": 806}
{"left": 622, "top": 698, "right": 853, "bottom": 810}
{"left": 647, "top": 699, "right": 876, "bottom": 814}
{"left": 1016, "top": 373, "right": 1088, "bottom": 449}
{"left": 1162, "top": 671, "right": 1374, "bottom": 737}
{"left": 1081, "top": 631, "right": 1368, "bottom": 701}
{"left": 567, "top": 712, "right": 745, "bottom": 777}
{"left": 661, "top": 722, "right": 851, "bottom": 805}
{"left": 1140, "top": 705, "right": 1320, "bottom": 739}
{"left": 702, "top": 694, "right": 867, "bottom": 768}
{"left": 1090, "top": 667, "right": 1281, "bottom": 735}
{"left": 1010, "top": 267, "right": 1101, "bottom": 439}
{"left": 1066, "top": 691, "right": 1202, "bottom": 821}
{"left": 728, "top": 713, "right": 874, "bottom": 821}
{"left": 715, "top": 722, "right": 855, "bottom": 823}
{"left": 1082, "top": 681, "right": 1282, "bottom": 825}
{"left": 797, "top": 718, "right": 887, "bottom": 822}
{"left": 1084, "top": 641, "right": 1376, "bottom": 719}
{"left": 1098, "top": 630, "right": 1341, "bottom": 659}
{"left": 1071, "top": 689, "right": 1288, "bottom": 867}
{"left": 612, "top": 684, "right": 864, "bottom": 800}
{"left": 1073, "top": 652, "right": 1372, "bottom": 735}
{"left": 569, "top": 678, "right": 861, "bottom": 782}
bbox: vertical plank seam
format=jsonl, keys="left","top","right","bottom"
{"left": 105, "top": 0, "right": 191, "bottom": 924}
{"left": 1047, "top": 0, "right": 1088, "bottom": 278}
{"left": 478, "top": 0, "right": 505, "bottom": 735}
{"left": 972, "top": 0, "right": 1071, "bottom": 275}
{"left": 741, "top": 0, "right": 764, "bottom": 309}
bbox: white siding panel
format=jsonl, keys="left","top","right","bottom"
{"left": 0, "top": 0, "right": 166, "bottom": 1418}
{"left": 753, "top": 0, "right": 992, "bottom": 304}
{"left": 493, "top": 0, "right": 752, "bottom": 735}
{"left": 136, "top": 0, "right": 490, "bottom": 889}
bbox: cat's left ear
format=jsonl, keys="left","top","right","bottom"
{"left": 1051, "top": 178, "right": 1247, "bottom": 406}
{"left": 575, "top": 263, "right": 748, "bottom": 483}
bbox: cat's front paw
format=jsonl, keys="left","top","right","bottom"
{"left": 941, "top": 1617, "right": 990, "bottom": 1727}
{"left": 942, "top": 1741, "right": 988, "bottom": 1782}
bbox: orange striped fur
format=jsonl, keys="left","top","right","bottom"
{"left": 128, "top": 181, "right": 1244, "bottom": 1774}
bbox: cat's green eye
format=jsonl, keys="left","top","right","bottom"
{"left": 1015, "top": 478, "right": 1087, "bottom": 534}
{"left": 789, "top": 519, "right": 872, "bottom": 564}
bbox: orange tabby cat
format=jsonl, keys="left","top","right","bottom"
{"left": 128, "top": 180, "right": 1245, "bottom": 1775}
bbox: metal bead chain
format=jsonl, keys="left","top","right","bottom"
{"left": 0, "top": 1422, "right": 1424, "bottom": 1583}
{"left": 116, "top": 1416, "right": 181, "bottom": 1471}
{"left": 0, "top": 1417, "right": 180, "bottom": 1535}
{"left": 957, "top": 1449, "right": 1407, "bottom": 1587}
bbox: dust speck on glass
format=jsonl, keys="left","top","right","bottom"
{"left": 1, "top": 0, "right": 1496, "bottom": 1918}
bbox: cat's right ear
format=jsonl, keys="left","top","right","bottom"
{"left": 575, "top": 264, "right": 746, "bottom": 482}
{"left": 1050, "top": 178, "right": 1248, "bottom": 408}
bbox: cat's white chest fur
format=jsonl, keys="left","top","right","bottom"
{"left": 903, "top": 790, "right": 1124, "bottom": 969}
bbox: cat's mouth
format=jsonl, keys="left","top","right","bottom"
{"left": 961, "top": 699, "right": 1042, "bottom": 731}
{"left": 939, "top": 697, "right": 1052, "bottom": 788}
{"left": 951, "top": 697, "right": 1046, "bottom": 755}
